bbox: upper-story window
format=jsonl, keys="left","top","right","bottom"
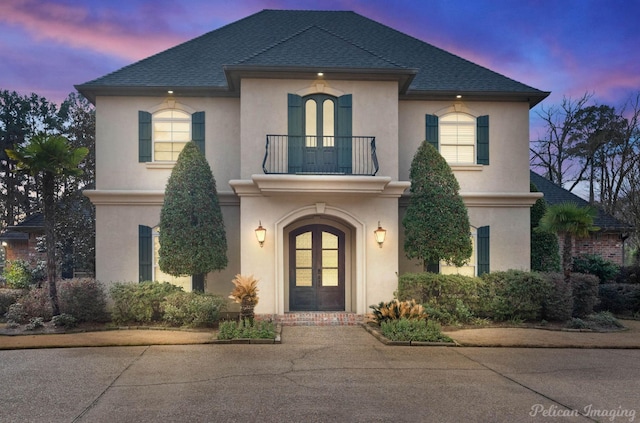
{"left": 138, "top": 109, "right": 205, "bottom": 163}
{"left": 425, "top": 112, "right": 489, "bottom": 165}
{"left": 153, "top": 110, "right": 191, "bottom": 162}
{"left": 439, "top": 113, "right": 476, "bottom": 163}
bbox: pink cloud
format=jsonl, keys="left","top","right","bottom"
{"left": 0, "top": 0, "right": 188, "bottom": 61}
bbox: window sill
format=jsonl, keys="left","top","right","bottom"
{"left": 449, "top": 164, "right": 484, "bottom": 171}
{"left": 145, "top": 162, "right": 176, "bottom": 169}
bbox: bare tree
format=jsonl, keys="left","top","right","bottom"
{"left": 530, "top": 92, "right": 593, "bottom": 188}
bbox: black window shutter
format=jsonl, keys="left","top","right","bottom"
{"left": 425, "top": 114, "right": 439, "bottom": 150}
{"left": 139, "top": 225, "right": 152, "bottom": 282}
{"left": 477, "top": 115, "right": 489, "bottom": 165}
{"left": 192, "top": 111, "right": 205, "bottom": 154}
{"left": 337, "top": 94, "right": 353, "bottom": 174}
{"left": 477, "top": 226, "right": 490, "bottom": 275}
{"left": 287, "top": 94, "right": 303, "bottom": 173}
{"left": 139, "top": 111, "right": 152, "bottom": 162}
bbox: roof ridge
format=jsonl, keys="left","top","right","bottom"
{"left": 234, "top": 24, "right": 405, "bottom": 69}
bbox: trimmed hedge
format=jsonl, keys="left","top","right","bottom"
{"left": 540, "top": 273, "right": 573, "bottom": 322}
{"left": 572, "top": 254, "right": 619, "bottom": 283}
{"left": 571, "top": 273, "right": 600, "bottom": 318}
{"left": 597, "top": 283, "right": 640, "bottom": 315}
{"left": 481, "top": 270, "right": 552, "bottom": 321}
{"left": 110, "top": 281, "right": 183, "bottom": 324}
{"left": 58, "top": 278, "right": 109, "bottom": 323}
{"left": 162, "top": 291, "right": 227, "bottom": 327}
{"left": 397, "top": 272, "right": 484, "bottom": 324}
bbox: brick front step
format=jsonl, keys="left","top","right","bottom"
{"left": 265, "top": 312, "right": 365, "bottom": 326}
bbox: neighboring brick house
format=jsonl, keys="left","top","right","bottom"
{"left": 76, "top": 10, "right": 549, "bottom": 317}
{"left": 530, "top": 171, "right": 633, "bottom": 265}
{"left": 0, "top": 214, "right": 45, "bottom": 273}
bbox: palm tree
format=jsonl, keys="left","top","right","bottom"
{"left": 537, "top": 202, "right": 599, "bottom": 283}
{"left": 6, "top": 134, "right": 88, "bottom": 315}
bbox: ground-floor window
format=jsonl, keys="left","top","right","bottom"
{"left": 439, "top": 226, "right": 490, "bottom": 276}
{"left": 152, "top": 226, "right": 191, "bottom": 291}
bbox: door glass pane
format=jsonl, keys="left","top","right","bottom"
{"left": 296, "top": 250, "right": 312, "bottom": 267}
{"left": 305, "top": 99, "right": 317, "bottom": 147}
{"left": 322, "top": 269, "right": 338, "bottom": 286}
{"left": 296, "top": 232, "right": 312, "bottom": 248}
{"left": 322, "top": 250, "right": 338, "bottom": 267}
{"left": 322, "top": 232, "right": 338, "bottom": 249}
{"left": 296, "top": 269, "right": 313, "bottom": 286}
{"left": 323, "top": 99, "right": 334, "bottom": 146}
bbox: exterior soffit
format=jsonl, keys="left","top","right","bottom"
{"left": 230, "top": 175, "right": 409, "bottom": 197}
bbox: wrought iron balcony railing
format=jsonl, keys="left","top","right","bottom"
{"left": 262, "top": 135, "right": 378, "bottom": 176}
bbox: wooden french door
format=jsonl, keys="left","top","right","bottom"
{"left": 303, "top": 94, "right": 337, "bottom": 173}
{"left": 289, "top": 224, "right": 345, "bottom": 311}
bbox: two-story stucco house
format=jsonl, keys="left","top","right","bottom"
{"left": 76, "top": 9, "right": 549, "bottom": 320}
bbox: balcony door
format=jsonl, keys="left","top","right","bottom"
{"left": 303, "top": 94, "right": 337, "bottom": 173}
{"left": 288, "top": 93, "right": 352, "bottom": 174}
{"left": 289, "top": 224, "right": 345, "bottom": 311}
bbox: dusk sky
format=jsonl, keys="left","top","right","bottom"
{"left": 1, "top": 0, "right": 639, "bottom": 139}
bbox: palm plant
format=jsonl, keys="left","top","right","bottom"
{"left": 537, "top": 202, "right": 599, "bottom": 283}
{"left": 6, "top": 134, "right": 88, "bottom": 315}
{"left": 228, "top": 274, "right": 259, "bottom": 323}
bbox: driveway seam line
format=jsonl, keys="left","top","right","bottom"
{"left": 71, "top": 346, "right": 151, "bottom": 422}
{"left": 452, "top": 349, "right": 600, "bottom": 422}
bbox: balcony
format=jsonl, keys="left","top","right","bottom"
{"left": 262, "top": 135, "right": 378, "bottom": 176}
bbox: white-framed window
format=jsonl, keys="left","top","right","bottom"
{"left": 439, "top": 112, "right": 476, "bottom": 164}
{"left": 152, "top": 226, "right": 191, "bottom": 291}
{"left": 153, "top": 110, "right": 191, "bottom": 161}
{"left": 440, "top": 227, "right": 477, "bottom": 277}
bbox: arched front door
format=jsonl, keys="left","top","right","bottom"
{"left": 289, "top": 224, "right": 345, "bottom": 311}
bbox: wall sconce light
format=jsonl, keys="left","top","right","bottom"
{"left": 255, "top": 221, "right": 267, "bottom": 247}
{"left": 374, "top": 221, "right": 386, "bottom": 248}
{"left": 1, "top": 241, "right": 7, "bottom": 247}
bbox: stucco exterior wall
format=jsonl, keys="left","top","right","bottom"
{"left": 95, "top": 96, "right": 240, "bottom": 192}
{"left": 240, "top": 78, "right": 399, "bottom": 180}
{"left": 398, "top": 100, "right": 531, "bottom": 192}
{"left": 236, "top": 193, "right": 401, "bottom": 315}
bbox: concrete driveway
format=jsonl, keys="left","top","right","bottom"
{"left": 1, "top": 326, "right": 639, "bottom": 422}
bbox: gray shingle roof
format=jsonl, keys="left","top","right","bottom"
{"left": 76, "top": 9, "right": 548, "bottom": 105}
{"left": 530, "top": 171, "right": 633, "bottom": 232}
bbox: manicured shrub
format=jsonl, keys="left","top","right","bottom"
{"left": 4, "top": 303, "right": 28, "bottom": 324}
{"left": 572, "top": 254, "right": 619, "bottom": 283}
{"left": 51, "top": 313, "right": 78, "bottom": 328}
{"left": 571, "top": 273, "right": 599, "bottom": 318}
{"left": 481, "top": 270, "right": 552, "bottom": 321}
{"left": 530, "top": 184, "right": 561, "bottom": 272}
{"left": 596, "top": 284, "right": 640, "bottom": 315}
{"left": 3, "top": 260, "right": 34, "bottom": 289}
{"left": 162, "top": 291, "right": 227, "bottom": 327}
{"left": 16, "top": 286, "right": 52, "bottom": 321}
{"left": 380, "top": 318, "right": 452, "bottom": 342}
{"left": 25, "top": 317, "right": 44, "bottom": 331}
{"left": 369, "top": 299, "right": 427, "bottom": 324}
{"left": 110, "top": 281, "right": 183, "bottom": 324}
{"left": 217, "top": 319, "right": 276, "bottom": 340}
{"left": 540, "top": 273, "right": 573, "bottom": 322}
{"left": 58, "top": 278, "right": 109, "bottom": 323}
{"left": 0, "top": 289, "right": 25, "bottom": 317}
{"left": 616, "top": 265, "right": 640, "bottom": 285}
{"left": 566, "top": 312, "right": 624, "bottom": 330}
{"left": 397, "top": 272, "right": 485, "bottom": 324}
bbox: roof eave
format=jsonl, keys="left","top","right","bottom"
{"left": 223, "top": 65, "right": 418, "bottom": 95}
{"left": 402, "top": 90, "right": 550, "bottom": 108}
{"left": 74, "top": 84, "right": 236, "bottom": 104}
